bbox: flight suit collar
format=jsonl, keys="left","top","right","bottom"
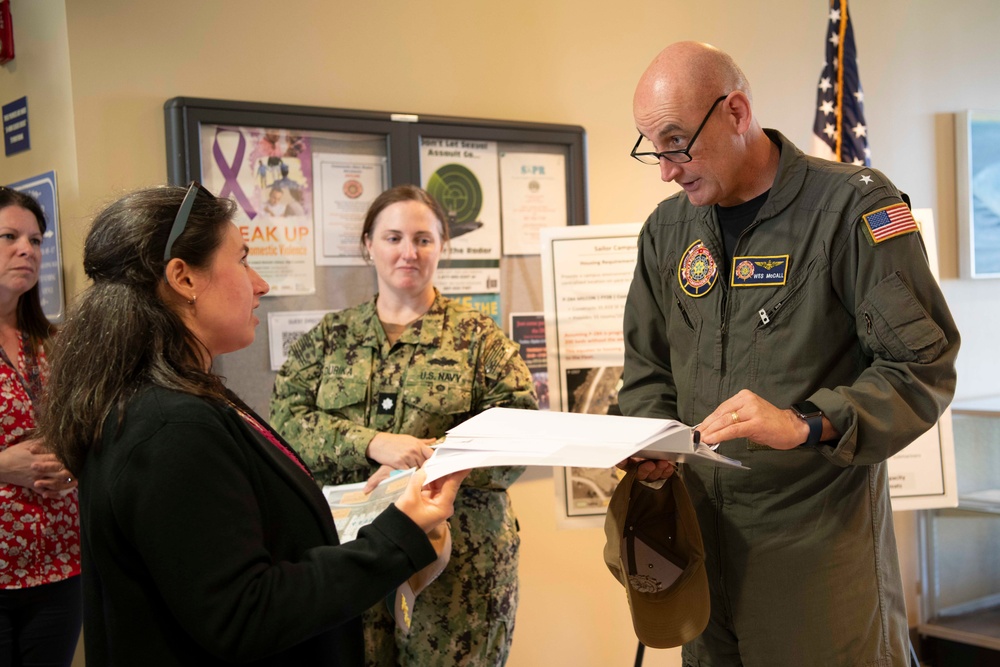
{"left": 755, "top": 129, "right": 807, "bottom": 223}
{"left": 681, "top": 131, "right": 806, "bottom": 289}
{"left": 691, "top": 130, "right": 806, "bottom": 253}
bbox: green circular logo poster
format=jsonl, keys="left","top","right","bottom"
{"left": 427, "top": 163, "right": 483, "bottom": 224}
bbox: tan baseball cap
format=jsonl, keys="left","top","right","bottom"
{"left": 604, "top": 469, "right": 710, "bottom": 648}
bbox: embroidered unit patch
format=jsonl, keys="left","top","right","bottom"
{"left": 678, "top": 239, "right": 718, "bottom": 297}
{"left": 731, "top": 255, "right": 790, "bottom": 287}
{"left": 862, "top": 203, "right": 918, "bottom": 245}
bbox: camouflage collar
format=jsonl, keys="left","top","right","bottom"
{"left": 363, "top": 290, "right": 447, "bottom": 349}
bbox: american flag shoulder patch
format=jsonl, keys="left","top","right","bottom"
{"left": 861, "top": 203, "right": 918, "bottom": 245}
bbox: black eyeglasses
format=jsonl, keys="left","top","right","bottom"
{"left": 163, "top": 181, "right": 213, "bottom": 262}
{"left": 630, "top": 94, "right": 730, "bottom": 165}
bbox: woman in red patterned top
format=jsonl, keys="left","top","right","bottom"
{"left": 0, "top": 188, "right": 81, "bottom": 666}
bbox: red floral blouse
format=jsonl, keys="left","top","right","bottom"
{"left": 0, "top": 334, "right": 80, "bottom": 589}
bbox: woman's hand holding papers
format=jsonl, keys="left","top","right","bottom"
{"left": 394, "top": 468, "right": 470, "bottom": 533}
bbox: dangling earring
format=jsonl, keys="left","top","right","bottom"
{"left": 187, "top": 294, "right": 197, "bottom": 305}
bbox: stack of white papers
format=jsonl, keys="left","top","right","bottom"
{"left": 422, "top": 407, "right": 745, "bottom": 483}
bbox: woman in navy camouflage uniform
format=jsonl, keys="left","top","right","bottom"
{"left": 271, "top": 185, "right": 537, "bottom": 667}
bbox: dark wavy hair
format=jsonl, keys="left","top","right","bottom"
{"left": 39, "top": 185, "right": 237, "bottom": 474}
{"left": 0, "top": 187, "right": 54, "bottom": 351}
{"left": 359, "top": 184, "right": 450, "bottom": 259}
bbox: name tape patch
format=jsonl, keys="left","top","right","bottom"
{"left": 731, "top": 255, "right": 789, "bottom": 287}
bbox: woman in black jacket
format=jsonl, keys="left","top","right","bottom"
{"left": 39, "top": 183, "right": 465, "bottom": 666}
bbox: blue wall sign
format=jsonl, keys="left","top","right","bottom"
{"left": 6, "top": 171, "right": 65, "bottom": 322}
{"left": 2, "top": 96, "right": 30, "bottom": 156}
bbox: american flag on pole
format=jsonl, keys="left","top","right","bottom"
{"left": 812, "top": 0, "right": 870, "bottom": 166}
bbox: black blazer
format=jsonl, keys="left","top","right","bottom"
{"left": 78, "top": 386, "right": 435, "bottom": 666}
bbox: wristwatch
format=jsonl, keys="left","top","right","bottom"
{"left": 791, "top": 401, "right": 823, "bottom": 446}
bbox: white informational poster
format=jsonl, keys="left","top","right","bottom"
{"left": 541, "top": 223, "right": 642, "bottom": 417}
{"left": 540, "top": 215, "right": 957, "bottom": 525}
{"left": 540, "top": 223, "right": 642, "bottom": 526}
{"left": 199, "top": 124, "right": 316, "bottom": 295}
{"left": 266, "top": 310, "right": 330, "bottom": 371}
{"left": 499, "top": 147, "right": 567, "bottom": 255}
{"left": 312, "top": 152, "right": 387, "bottom": 266}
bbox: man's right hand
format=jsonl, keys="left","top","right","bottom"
{"left": 616, "top": 456, "right": 676, "bottom": 482}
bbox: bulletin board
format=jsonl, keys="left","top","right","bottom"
{"left": 164, "top": 97, "right": 587, "bottom": 415}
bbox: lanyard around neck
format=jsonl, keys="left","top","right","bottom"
{"left": 0, "top": 335, "right": 42, "bottom": 405}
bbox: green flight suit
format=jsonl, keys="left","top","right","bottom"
{"left": 620, "top": 131, "right": 959, "bottom": 667}
{"left": 271, "top": 291, "right": 537, "bottom": 667}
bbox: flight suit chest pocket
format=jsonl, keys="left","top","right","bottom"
{"left": 748, "top": 254, "right": 832, "bottom": 388}
{"left": 316, "top": 359, "right": 371, "bottom": 412}
{"left": 860, "top": 271, "right": 946, "bottom": 363}
{"left": 669, "top": 282, "right": 703, "bottom": 333}
{"left": 664, "top": 253, "right": 703, "bottom": 334}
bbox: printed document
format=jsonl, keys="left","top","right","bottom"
{"left": 421, "top": 407, "right": 744, "bottom": 483}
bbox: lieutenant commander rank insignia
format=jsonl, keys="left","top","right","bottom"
{"left": 731, "top": 255, "right": 789, "bottom": 287}
{"left": 678, "top": 239, "right": 718, "bottom": 297}
{"left": 862, "top": 203, "right": 919, "bottom": 245}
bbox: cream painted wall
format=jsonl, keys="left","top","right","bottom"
{"left": 4, "top": 1, "right": 1000, "bottom": 666}
{"left": 0, "top": 0, "right": 79, "bottom": 277}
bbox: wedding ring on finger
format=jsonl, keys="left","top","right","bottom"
{"left": 731, "top": 411, "right": 739, "bottom": 425}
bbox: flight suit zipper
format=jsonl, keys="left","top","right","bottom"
{"left": 863, "top": 311, "right": 891, "bottom": 352}
{"left": 753, "top": 260, "right": 811, "bottom": 332}
{"left": 718, "top": 290, "right": 729, "bottom": 373}
{"left": 757, "top": 300, "right": 784, "bottom": 327}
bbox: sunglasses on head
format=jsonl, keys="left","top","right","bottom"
{"left": 163, "top": 181, "right": 214, "bottom": 262}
